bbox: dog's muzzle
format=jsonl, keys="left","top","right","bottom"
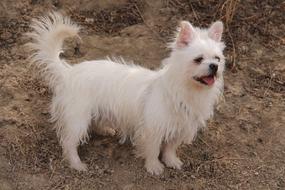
{"left": 209, "top": 63, "right": 218, "bottom": 76}
{"left": 193, "top": 63, "right": 218, "bottom": 86}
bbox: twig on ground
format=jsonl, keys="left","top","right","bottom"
{"left": 226, "top": 24, "right": 237, "bottom": 70}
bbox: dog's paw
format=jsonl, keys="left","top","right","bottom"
{"left": 70, "top": 161, "right": 88, "bottom": 171}
{"left": 119, "top": 137, "right": 126, "bottom": 144}
{"left": 162, "top": 155, "right": 183, "bottom": 170}
{"left": 94, "top": 126, "right": 116, "bottom": 137}
{"left": 102, "top": 127, "right": 116, "bottom": 137}
{"left": 145, "top": 160, "right": 164, "bottom": 175}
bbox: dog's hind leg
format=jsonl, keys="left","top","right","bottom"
{"left": 61, "top": 109, "right": 91, "bottom": 171}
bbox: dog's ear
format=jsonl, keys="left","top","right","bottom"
{"left": 176, "top": 21, "right": 195, "bottom": 48}
{"left": 208, "top": 21, "right": 223, "bottom": 42}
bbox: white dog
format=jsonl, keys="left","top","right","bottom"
{"left": 27, "top": 12, "right": 225, "bottom": 175}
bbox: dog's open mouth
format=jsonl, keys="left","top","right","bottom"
{"left": 194, "top": 74, "right": 215, "bottom": 85}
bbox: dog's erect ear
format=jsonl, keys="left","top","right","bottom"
{"left": 176, "top": 21, "right": 195, "bottom": 48}
{"left": 208, "top": 21, "right": 223, "bottom": 42}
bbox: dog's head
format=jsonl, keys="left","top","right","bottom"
{"left": 168, "top": 21, "right": 225, "bottom": 90}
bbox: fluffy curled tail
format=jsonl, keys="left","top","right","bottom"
{"left": 27, "top": 12, "right": 80, "bottom": 89}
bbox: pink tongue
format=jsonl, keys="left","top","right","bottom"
{"left": 202, "top": 76, "right": 215, "bottom": 85}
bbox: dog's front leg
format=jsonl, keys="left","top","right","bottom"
{"left": 161, "top": 138, "right": 183, "bottom": 170}
{"left": 136, "top": 126, "right": 165, "bottom": 175}
{"left": 143, "top": 136, "right": 164, "bottom": 175}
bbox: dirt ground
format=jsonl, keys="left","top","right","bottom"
{"left": 0, "top": 0, "right": 284, "bottom": 189}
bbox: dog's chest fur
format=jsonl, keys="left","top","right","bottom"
{"left": 166, "top": 94, "right": 215, "bottom": 143}
{"left": 138, "top": 78, "right": 218, "bottom": 144}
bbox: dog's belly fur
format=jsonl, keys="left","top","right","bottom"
{"left": 53, "top": 60, "right": 157, "bottom": 137}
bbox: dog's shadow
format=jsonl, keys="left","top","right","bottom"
{"left": 79, "top": 131, "right": 135, "bottom": 169}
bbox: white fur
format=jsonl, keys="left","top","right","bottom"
{"left": 27, "top": 12, "right": 225, "bottom": 175}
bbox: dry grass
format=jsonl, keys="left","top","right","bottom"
{"left": 219, "top": 0, "right": 240, "bottom": 24}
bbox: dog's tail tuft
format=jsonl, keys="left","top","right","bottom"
{"left": 26, "top": 12, "right": 80, "bottom": 89}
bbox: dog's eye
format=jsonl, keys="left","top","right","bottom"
{"left": 194, "top": 56, "right": 203, "bottom": 64}
{"left": 214, "top": 56, "right": 220, "bottom": 62}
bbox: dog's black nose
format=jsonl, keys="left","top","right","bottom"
{"left": 209, "top": 64, "right": 218, "bottom": 74}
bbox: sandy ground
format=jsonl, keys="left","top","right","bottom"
{"left": 0, "top": 0, "right": 284, "bottom": 189}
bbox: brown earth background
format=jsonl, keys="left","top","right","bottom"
{"left": 0, "top": 0, "right": 284, "bottom": 189}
